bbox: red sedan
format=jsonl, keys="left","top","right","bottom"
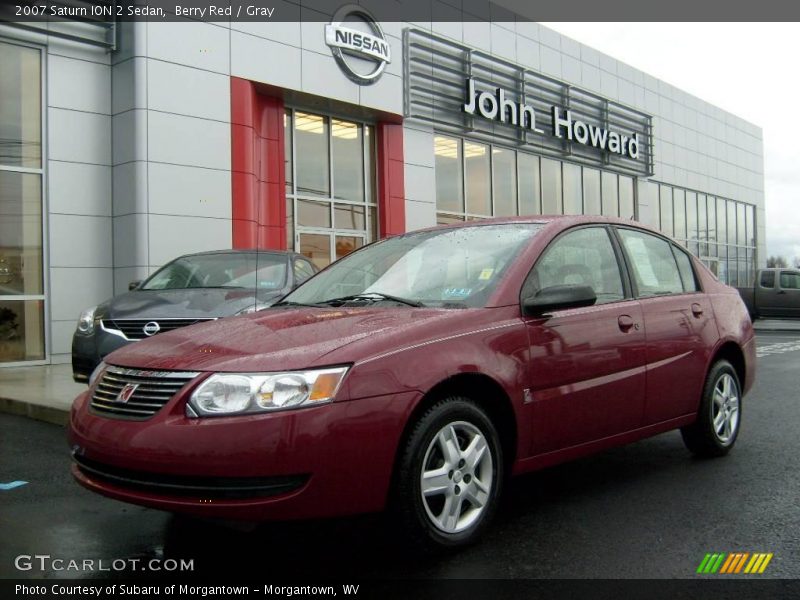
{"left": 69, "top": 216, "right": 755, "bottom": 549}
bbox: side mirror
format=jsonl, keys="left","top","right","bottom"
{"left": 128, "top": 280, "right": 142, "bottom": 291}
{"left": 522, "top": 284, "right": 597, "bottom": 316}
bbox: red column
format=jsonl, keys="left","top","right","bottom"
{"left": 230, "top": 77, "right": 286, "bottom": 250}
{"left": 377, "top": 122, "right": 406, "bottom": 237}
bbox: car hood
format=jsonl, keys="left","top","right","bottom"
{"left": 98, "top": 288, "right": 284, "bottom": 320}
{"left": 105, "top": 306, "right": 483, "bottom": 373}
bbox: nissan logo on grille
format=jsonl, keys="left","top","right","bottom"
{"left": 142, "top": 321, "right": 160, "bottom": 336}
{"left": 324, "top": 4, "right": 390, "bottom": 85}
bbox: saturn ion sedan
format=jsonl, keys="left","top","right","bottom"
{"left": 68, "top": 216, "right": 755, "bottom": 549}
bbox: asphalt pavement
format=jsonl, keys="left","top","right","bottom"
{"left": 1, "top": 331, "right": 799, "bottom": 582}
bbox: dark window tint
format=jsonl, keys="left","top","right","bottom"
{"left": 525, "top": 227, "right": 624, "bottom": 304}
{"left": 673, "top": 247, "right": 699, "bottom": 292}
{"left": 760, "top": 271, "right": 775, "bottom": 289}
{"left": 293, "top": 259, "right": 316, "bottom": 283}
{"left": 779, "top": 272, "right": 800, "bottom": 290}
{"left": 618, "top": 229, "right": 683, "bottom": 297}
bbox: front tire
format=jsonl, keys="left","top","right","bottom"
{"left": 394, "top": 397, "right": 503, "bottom": 550}
{"left": 681, "top": 360, "right": 742, "bottom": 457}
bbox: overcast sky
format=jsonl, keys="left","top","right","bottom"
{"left": 542, "top": 22, "right": 800, "bottom": 264}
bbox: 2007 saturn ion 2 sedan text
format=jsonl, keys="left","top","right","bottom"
{"left": 69, "top": 216, "right": 755, "bottom": 549}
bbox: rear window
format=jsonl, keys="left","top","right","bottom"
{"left": 779, "top": 272, "right": 800, "bottom": 290}
{"left": 618, "top": 229, "right": 683, "bottom": 297}
{"left": 760, "top": 271, "right": 775, "bottom": 288}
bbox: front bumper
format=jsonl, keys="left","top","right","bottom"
{"left": 69, "top": 388, "right": 418, "bottom": 520}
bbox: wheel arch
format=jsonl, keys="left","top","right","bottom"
{"left": 708, "top": 341, "right": 747, "bottom": 392}
{"left": 394, "top": 373, "right": 519, "bottom": 474}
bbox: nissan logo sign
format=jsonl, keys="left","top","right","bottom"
{"left": 324, "top": 4, "right": 391, "bottom": 85}
{"left": 142, "top": 321, "right": 161, "bottom": 336}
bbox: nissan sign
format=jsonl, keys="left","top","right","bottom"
{"left": 325, "top": 4, "right": 391, "bottom": 85}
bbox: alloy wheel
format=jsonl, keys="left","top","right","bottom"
{"left": 712, "top": 372, "right": 740, "bottom": 445}
{"left": 419, "top": 420, "right": 494, "bottom": 534}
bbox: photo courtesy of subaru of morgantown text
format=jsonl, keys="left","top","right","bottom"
{"left": 69, "top": 217, "right": 754, "bottom": 549}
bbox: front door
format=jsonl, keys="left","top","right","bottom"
{"left": 523, "top": 226, "right": 647, "bottom": 454}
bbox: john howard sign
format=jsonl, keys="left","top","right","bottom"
{"left": 404, "top": 29, "right": 654, "bottom": 176}
{"left": 463, "top": 78, "right": 641, "bottom": 160}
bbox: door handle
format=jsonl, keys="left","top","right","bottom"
{"left": 691, "top": 302, "right": 704, "bottom": 317}
{"left": 778, "top": 290, "right": 787, "bottom": 295}
{"left": 618, "top": 314, "right": 635, "bottom": 332}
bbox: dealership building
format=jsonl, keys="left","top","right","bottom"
{"left": 0, "top": 8, "right": 766, "bottom": 367}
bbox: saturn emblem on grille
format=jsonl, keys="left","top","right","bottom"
{"left": 143, "top": 321, "right": 160, "bottom": 336}
{"left": 115, "top": 383, "right": 139, "bottom": 404}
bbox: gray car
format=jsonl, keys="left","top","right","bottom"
{"left": 71, "top": 249, "right": 318, "bottom": 383}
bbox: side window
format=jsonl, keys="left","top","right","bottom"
{"left": 779, "top": 272, "right": 800, "bottom": 290}
{"left": 672, "top": 247, "right": 699, "bottom": 292}
{"left": 760, "top": 271, "right": 775, "bottom": 289}
{"left": 523, "top": 227, "right": 624, "bottom": 304}
{"left": 618, "top": 229, "right": 683, "bottom": 297}
{"left": 293, "top": 259, "right": 316, "bottom": 283}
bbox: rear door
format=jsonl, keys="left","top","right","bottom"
{"left": 523, "top": 226, "right": 647, "bottom": 454}
{"left": 615, "top": 227, "right": 717, "bottom": 424}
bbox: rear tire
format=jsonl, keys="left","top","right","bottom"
{"left": 393, "top": 397, "right": 503, "bottom": 551}
{"left": 681, "top": 360, "right": 742, "bottom": 457}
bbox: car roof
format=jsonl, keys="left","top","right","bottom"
{"left": 402, "top": 214, "right": 665, "bottom": 237}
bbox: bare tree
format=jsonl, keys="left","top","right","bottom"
{"left": 767, "top": 256, "right": 788, "bottom": 268}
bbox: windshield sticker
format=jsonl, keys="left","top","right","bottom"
{"left": 443, "top": 288, "right": 472, "bottom": 299}
{"left": 478, "top": 268, "right": 494, "bottom": 280}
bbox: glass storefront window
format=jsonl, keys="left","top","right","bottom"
{"left": 601, "top": 172, "right": 619, "bottom": 217}
{"left": 562, "top": 162, "right": 582, "bottom": 215}
{"left": 745, "top": 204, "right": 755, "bottom": 247}
{"left": 0, "top": 171, "right": 43, "bottom": 295}
{"left": 294, "top": 112, "right": 330, "bottom": 197}
{"left": 697, "top": 194, "right": 707, "bottom": 254}
{"left": 582, "top": 168, "right": 601, "bottom": 216}
{"left": 737, "top": 203, "right": 746, "bottom": 249}
{"left": 286, "top": 109, "right": 376, "bottom": 269}
{"left": 540, "top": 158, "right": 562, "bottom": 214}
{"left": 434, "top": 135, "right": 464, "bottom": 214}
{"left": 686, "top": 192, "right": 697, "bottom": 241}
{"left": 707, "top": 197, "right": 717, "bottom": 256}
{"left": 637, "top": 180, "right": 658, "bottom": 228}
{"left": 659, "top": 185, "right": 673, "bottom": 236}
{"left": 518, "top": 153, "right": 540, "bottom": 215}
{"left": 727, "top": 200, "right": 737, "bottom": 245}
{"left": 673, "top": 188, "right": 686, "bottom": 241}
{"left": 492, "top": 147, "right": 517, "bottom": 217}
{"left": 332, "top": 119, "right": 364, "bottom": 202}
{"left": 465, "top": 141, "right": 490, "bottom": 216}
{"left": 1, "top": 41, "right": 44, "bottom": 365}
{"left": 717, "top": 197, "right": 727, "bottom": 247}
{"left": 0, "top": 42, "right": 41, "bottom": 168}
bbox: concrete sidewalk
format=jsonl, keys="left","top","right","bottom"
{"left": 1, "top": 317, "right": 799, "bottom": 426}
{"left": 0, "top": 363, "right": 84, "bottom": 426}
{"left": 752, "top": 318, "right": 800, "bottom": 332}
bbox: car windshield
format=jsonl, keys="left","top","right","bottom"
{"left": 283, "top": 223, "right": 543, "bottom": 308}
{"left": 141, "top": 253, "right": 288, "bottom": 291}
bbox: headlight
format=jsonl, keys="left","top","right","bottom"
{"left": 89, "top": 361, "right": 107, "bottom": 386}
{"left": 236, "top": 302, "right": 270, "bottom": 315}
{"left": 77, "top": 306, "right": 97, "bottom": 335}
{"left": 187, "top": 367, "right": 349, "bottom": 417}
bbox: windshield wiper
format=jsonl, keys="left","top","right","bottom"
{"left": 319, "top": 293, "right": 426, "bottom": 308}
{"left": 272, "top": 300, "right": 327, "bottom": 308}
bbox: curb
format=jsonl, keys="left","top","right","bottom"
{"left": 0, "top": 397, "right": 69, "bottom": 427}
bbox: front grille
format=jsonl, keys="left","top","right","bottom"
{"left": 103, "top": 318, "right": 213, "bottom": 340}
{"left": 90, "top": 366, "right": 199, "bottom": 420}
{"left": 73, "top": 454, "right": 308, "bottom": 499}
